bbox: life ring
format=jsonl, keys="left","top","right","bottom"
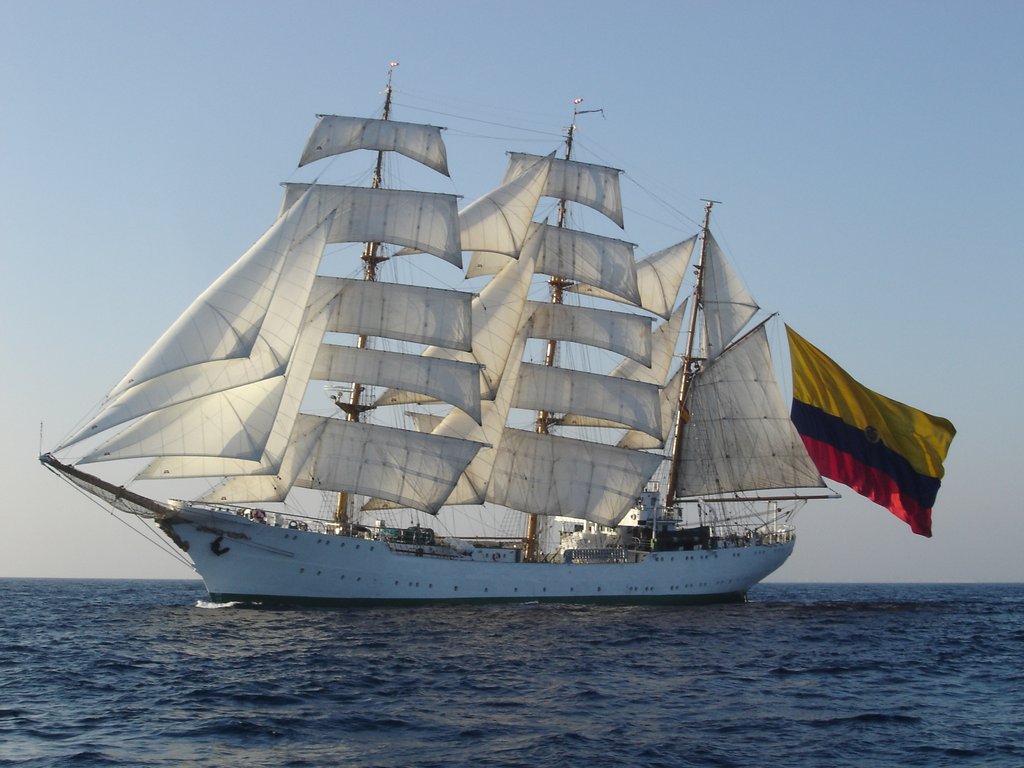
{"left": 492, "top": 552, "right": 500, "bottom": 561}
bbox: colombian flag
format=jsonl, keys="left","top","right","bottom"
{"left": 786, "top": 326, "right": 955, "bottom": 537}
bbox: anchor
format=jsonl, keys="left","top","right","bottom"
{"left": 210, "top": 535, "right": 231, "bottom": 556}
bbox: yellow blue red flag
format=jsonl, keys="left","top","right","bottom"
{"left": 786, "top": 326, "right": 955, "bottom": 537}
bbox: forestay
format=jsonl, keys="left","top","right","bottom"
{"left": 135, "top": 302, "right": 326, "bottom": 479}
{"left": 82, "top": 378, "right": 286, "bottom": 464}
{"left": 58, "top": 195, "right": 332, "bottom": 450}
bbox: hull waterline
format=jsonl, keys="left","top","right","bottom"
{"left": 164, "top": 505, "right": 794, "bottom": 607}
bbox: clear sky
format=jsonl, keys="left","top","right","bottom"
{"left": 2, "top": 0, "right": 1022, "bottom": 582}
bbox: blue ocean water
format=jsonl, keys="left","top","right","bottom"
{"left": 0, "top": 580, "right": 1020, "bottom": 767}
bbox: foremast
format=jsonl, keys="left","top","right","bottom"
{"left": 42, "top": 72, "right": 489, "bottom": 548}
{"left": 533, "top": 100, "right": 590, "bottom": 433}
{"left": 333, "top": 62, "right": 397, "bottom": 527}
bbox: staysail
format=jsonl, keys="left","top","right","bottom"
{"left": 673, "top": 323, "right": 825, "bottom": 498}
{"left": 666, "top": 203, "right": 824, "bottom": 506}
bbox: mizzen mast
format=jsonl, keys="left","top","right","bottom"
{"left": 665, "top": 199, "right": 717, "bottom": 508}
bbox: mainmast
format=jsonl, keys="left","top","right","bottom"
{"left": 665, "top": 199, "right": 717, "bottom": 508}
{"left": 524, "top": 99, "right": 600, "bottom": 561}
{"left": 332, "top": 61, "right": 400, "bottom": 526}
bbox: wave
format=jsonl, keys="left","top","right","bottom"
{"left": 194, "top": 600, "right": 244, "bottom": 609}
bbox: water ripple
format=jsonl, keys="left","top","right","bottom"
{"left": 1, "top": 580, "right": 1022, "bottom": 767}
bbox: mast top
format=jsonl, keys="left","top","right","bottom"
{"left": 700, "top": 199, "right": 721, "bottom": 224}
{"left": 381, "top": 62, "right": 399, "bottom": 122}
{"left": 570, "top": 97, "right": 605, "bottom": 131}
{"left": 572, "top": 96, "right": 604, "bottom": 116}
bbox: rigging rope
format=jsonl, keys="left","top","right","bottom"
{"left": 46, "top": 467, "right": 196, "bottom": 571}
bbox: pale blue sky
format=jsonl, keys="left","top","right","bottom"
{"left": 2, "top": 0, "right": 1021, "bottom": 581}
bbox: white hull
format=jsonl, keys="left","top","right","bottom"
{"left": 163, "top": 505, "right": 794, "bottom": 606}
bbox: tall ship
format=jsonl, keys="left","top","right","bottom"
{"left": 40, "top": 71, "right": 877, "bottom": 605}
